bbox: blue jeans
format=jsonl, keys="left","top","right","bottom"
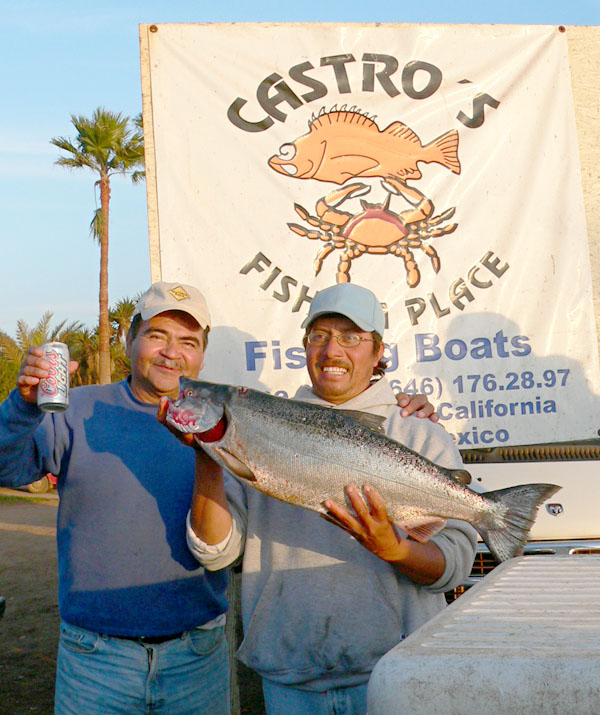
{"left": 262, "top": 679, "right": 368, "bottom": 715}
{"left": 54, "top": 620, "right": 230, "bottom": 714}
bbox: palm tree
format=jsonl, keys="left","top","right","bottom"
{"left": 70, "top": 327, "right": 99, "bottom": 385}
{"left": 0, "top": 314, "right": 83, "bottom": 399}
{"left": 109, "top": 295, "right": 139, "bottom": 381}
{"left": 110, "top": 296, "right": 138, "bottom": 347}
{"left": 0, "top": 360, "right": 19, "bottom": 403}
{"left": 51, "top": 108, "right": 145, "bottom": 384}
{"left": 0, "top": 312, "right": 83, "bottom": 359}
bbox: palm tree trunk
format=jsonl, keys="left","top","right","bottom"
{"left": 98, "top": 172, "right": 111, "bottom": 384}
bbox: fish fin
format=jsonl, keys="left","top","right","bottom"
{"left": 401, "top": 517, "right": 447, "bottom": 543}
{"left": 392, "top": 167, "right": 422, "bottom": 181}
{"left": 449, "top": 469, "right": 472, "bottom": 486}
{"left": 343, "top": 110, "right": 379, "bottom": 129}
{"left": 384, "top": 121, "right": 421, "bottom": 143}
{"left": 311, "top": 111, "right": 378, "bottom": 132}
{"left": 336, "top": 409, "right": 386, "bottom": 434}
{"left": 201, "top": 444, "right": 257, "bottom": 482}
{"left": 475, "top": 483, "right": 561, "bottom": 562}
{"left": 425, "top": 129, "right": 461, "bottom": 174}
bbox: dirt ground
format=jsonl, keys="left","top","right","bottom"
{"left": 0, "top": 491, "right": 264, "bottom": 715}
{"left": 0, "top": 494, "right": 59, "bottom": 714}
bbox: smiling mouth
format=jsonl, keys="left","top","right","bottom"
{"left": 154, "top": 362, "right": 183, "bottom": 372}
{"left": 321, "top": 365, "right": 348, "bottom": 375}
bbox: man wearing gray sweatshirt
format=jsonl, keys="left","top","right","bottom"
{"left": 176, "top": 283, "right": 477, "bottom": 715}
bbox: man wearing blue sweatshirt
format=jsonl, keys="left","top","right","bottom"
{"left": 0, "top": 282, "right": 240, "bottom": 714}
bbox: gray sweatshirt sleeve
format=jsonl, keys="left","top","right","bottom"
{"left": 429, "top": 518, "right": 478, "bottom": 592}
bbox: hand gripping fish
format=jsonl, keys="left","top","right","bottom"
{"left": 166, "top": 379, "right": 560, "bottom": 563}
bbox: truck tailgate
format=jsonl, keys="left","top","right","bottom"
{"left": 368, "top": 555, "right": 600, "bottom": 714}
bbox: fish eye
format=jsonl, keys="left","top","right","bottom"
{"left": 278, "top": 143, "right": 296, "bottom": 161}
{"left": 185, "top": 389, "right": 193, "bottom": 397}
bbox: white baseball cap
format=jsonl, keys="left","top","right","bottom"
{"left": 134, "top": 282, "right": 211, "bottom": 329}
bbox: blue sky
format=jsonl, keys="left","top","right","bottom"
{"left": 1, "top": 0, "right": 599, "bottom": 335}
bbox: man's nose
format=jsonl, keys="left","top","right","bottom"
{"left": 323, "top": 335, "right": 344, "bottom": 357}
{"left": 161, "top": 338, "right": 182, "bottom": 358}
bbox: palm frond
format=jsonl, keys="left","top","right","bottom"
{"left": 50, "top": 320, "right": 84, "bottom": 343}
{"left": 89, "top": 208, "right": 104, "bottom": 243}
{"left": 110, "top": 297, "right": 137, "bottom": 344}
{"left": 31, "top": 312, "right": 54, "bottom": 346}
{"left": 0, "top": 331, "right": 23, "bottom": 363}
{"left": 52, "top": 108, "right": 145, "bottom": 180}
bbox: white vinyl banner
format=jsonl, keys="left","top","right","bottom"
{"left": 142, "top": 23, "right": 600, "bottom": 448}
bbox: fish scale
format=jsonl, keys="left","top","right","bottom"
{"left": 167, "top": 379, "right": 561, "bottom": 562}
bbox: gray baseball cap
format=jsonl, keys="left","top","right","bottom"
{"left": 301, "top": 284, "right": 385, "bottom": 335}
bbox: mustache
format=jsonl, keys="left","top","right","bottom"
{"left": 319, "top": 360, "right": 349, "bottom": 369}
{"left": 154, "top": 358, "right": 184, "bottom": 370}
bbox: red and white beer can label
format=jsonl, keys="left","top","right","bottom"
{"left": 37, "top": 342, "right": 70, "bottom": 413}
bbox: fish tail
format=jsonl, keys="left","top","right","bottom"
{"left": 475, "top": 483, "right": 561, "bottom": 562}
{"left": 425, "top": 129, "right": 461, "bottom": 174}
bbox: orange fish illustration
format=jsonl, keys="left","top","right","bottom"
{"left": 268, "top": 108, "right": 460, "bottom": 184}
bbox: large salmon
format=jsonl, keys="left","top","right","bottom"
{"left": 166, "top": 379, "right": 560, "bottom": 563}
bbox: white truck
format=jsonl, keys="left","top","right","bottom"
{"left": 454, "top": 438, "right": 600, "bottom": 598}
{"left": 369, "top": 555, "right": 600, "bottom": 714}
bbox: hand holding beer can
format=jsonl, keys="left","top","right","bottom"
{"left": 37, "top": 342, "right": 70, "bottom": 412}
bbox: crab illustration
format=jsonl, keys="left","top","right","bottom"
{"left": 288, "top": 178, "right": 457, "bottom": 286}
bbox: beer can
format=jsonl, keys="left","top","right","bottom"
{"left": 37, "top": 342, "right": 70, "bottom": 412}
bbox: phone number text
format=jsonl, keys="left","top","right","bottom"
{"left": 452, "top": 369, "right": 569, "bottom": 394}
{"left": 390, "top": 369, "right": 570, "bottom": 400}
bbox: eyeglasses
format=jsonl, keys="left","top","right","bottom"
{"left": 306, "top": 331, "right": 376, "bottom": 348}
